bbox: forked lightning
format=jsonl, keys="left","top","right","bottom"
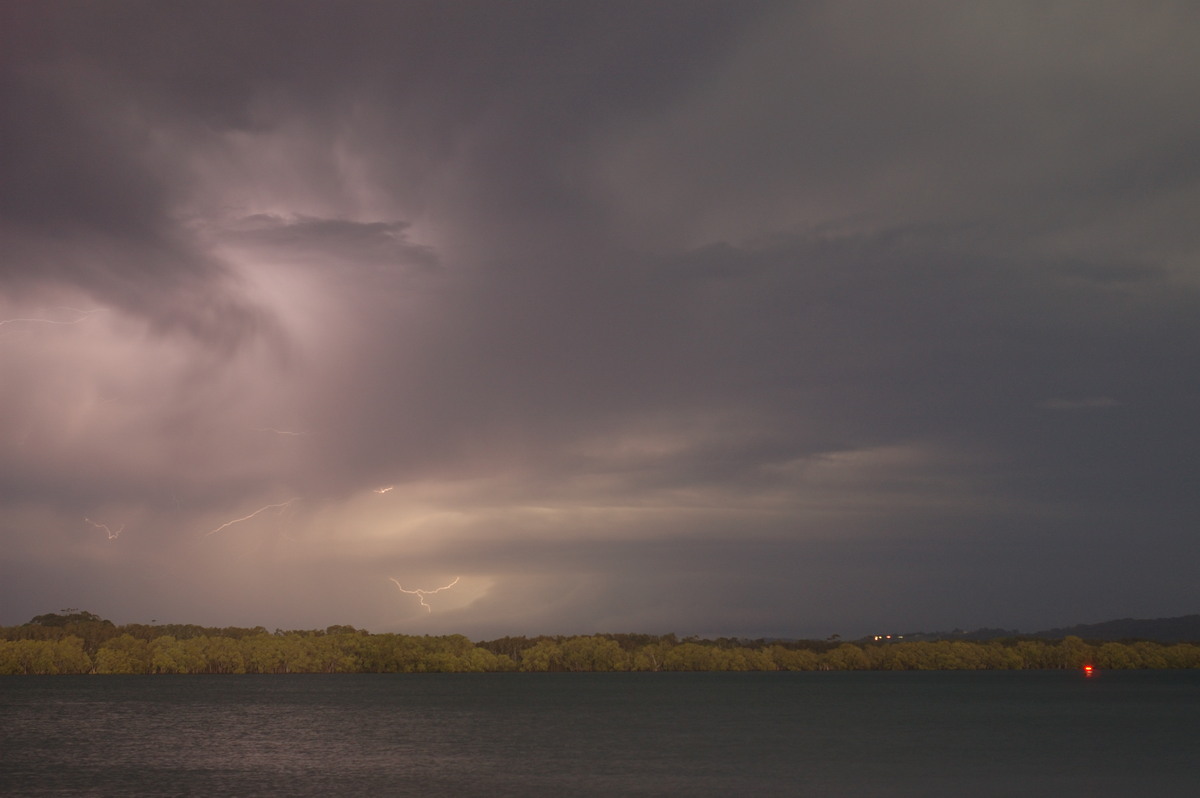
{"left": 389, "top": 576, "right": 461, "bottom": 612}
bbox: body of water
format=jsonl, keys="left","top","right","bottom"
{"left": 2, "top": 670, "right": 1197, "bottom": 796}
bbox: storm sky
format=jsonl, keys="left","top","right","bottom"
{"left": 2, "top": 1, "right": 1198, "bottom": 639}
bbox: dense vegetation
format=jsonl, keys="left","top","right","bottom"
{"left": 3, "top": 612, "right": 1199, "bottom": 675}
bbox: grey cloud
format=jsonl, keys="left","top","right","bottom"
{"left": 224, "top": 214, "right": 439, "bottom": 271}
{"left": 2, "top": 2, "right": 1198, "bottom": 637}
{"left": 1039, "top": 397, "right": 1121, "bottom": 411}
{"left": 584, "top": 2, "right": 1200, "bottom": 253}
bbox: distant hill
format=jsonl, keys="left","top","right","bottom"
{"left": 899, "top": 615, "right": 1200, "bottom": 644}
{"left": 1031, "top": 615, "right": 1200, "bottom": 643}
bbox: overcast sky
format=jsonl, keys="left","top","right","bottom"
{"left": 2, "top": 1, "right": 1198, "bottom": 639}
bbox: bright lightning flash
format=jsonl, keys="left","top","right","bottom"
{"left": 206, "top": 499, "right": 298, "bottom": 536}
{"left": 389, "top": 576, "right": 461, "bottom": 612}
{"left": 84, "top": 517, "right": 123, "bottom": 540}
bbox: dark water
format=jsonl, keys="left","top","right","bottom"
{"left": 2, "top": 671, "right": 1198, "bottom": 796}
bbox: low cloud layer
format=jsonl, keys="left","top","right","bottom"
{"left": 2, "top": 2, "right": 1198, "bottom": 638}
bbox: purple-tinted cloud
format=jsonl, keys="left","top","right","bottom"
{"left": 2, "top": 2, "right": 1199, "bottom": 639}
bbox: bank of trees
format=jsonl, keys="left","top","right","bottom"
{"left": 3, "top": 613, "right": 1200, "bottom": 675}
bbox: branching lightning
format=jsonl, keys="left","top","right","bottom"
{"left": 389, "top": 576, "right": 461, "bottom": 612}
{"left": 373, "top": 485, "right": 395, "bottom": 494}
{"left": 84, "top": 517, "right": 123, "bottom": 540}
{"left": 205, "top": 499, "right": 298, "bottom": 536}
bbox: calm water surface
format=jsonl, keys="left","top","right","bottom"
{"left": 2, "top": 671, "right": 1198, "bottom": 796}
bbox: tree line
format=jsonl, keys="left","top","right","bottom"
{"left": 3, "top": 612, "right": 1199, "bottom": 675}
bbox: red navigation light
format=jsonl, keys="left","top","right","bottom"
{"left": 1082, "top": 664, "right": 1095, "bottom": 677}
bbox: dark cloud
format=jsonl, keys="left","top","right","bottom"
{"left": 0, "top": 53, "right": 275, "bottom": 348}
{"left": 224, "top": 214, "right": 438, "bottom": 273}
{"left": 1, "top": 2, "right": 1198, "bottom": 638}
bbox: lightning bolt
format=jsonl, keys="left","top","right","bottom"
{"left": 84, "top": 517, "right": 123, "bottom": 540}
{"left": 0, "top": 308, "right": 107, "bottom": 327}
{"left": 205, "top": 499, "right": 298, "bottom": 536}
{"left": 373, "top": 485, "right": 395, "bottom": 494}
{"left": 389, "top": 576, "right": 461, "bottom": 612}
